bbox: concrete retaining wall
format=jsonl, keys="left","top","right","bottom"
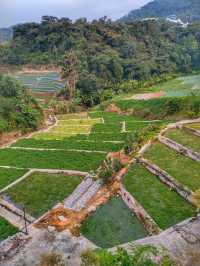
{"left": 64, "top": 176, "right": 102, "bottom": 211}
{"left": 182, "top": 125, "right": 200, "bottom": 137}
{"left": 120, "top": 185, "right": 161, "bottom": 235}
{"left": 138, "top": 158, "right": 195, "bottom": 206}
{"left": 159, "top": 136, "right": 200, "bottom": 162}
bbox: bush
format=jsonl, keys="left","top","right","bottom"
{"left": 81, "top": 246, "right": 175, "bottom": 266}
{"left": 0, "top": 74, "right": 43, "bottom": 133}
{"left": 39, "top": 252, "right": 65, "bottom": 266}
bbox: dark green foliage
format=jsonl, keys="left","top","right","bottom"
{"left": 124, "top": 125, "right": 162, "bottom": 154}
{"left": 0, "top": 74, "right": 43, "bottom": 133}
{"left": 121, "top": 0, "right": 200, "bottom": 23}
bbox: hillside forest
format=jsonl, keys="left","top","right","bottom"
{"left": 0, "top": 17, "right": 200, "bottom": 105}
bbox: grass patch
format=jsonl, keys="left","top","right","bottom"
{"left": 0, "top": 149, "right": 105, "bottom": 171}
{"left": 0, "top": 168, "right": 27, "bottom": 190}
{"left": 166, "top": 128, "right": 200, "bottom": 153}
{"left": 123, "top": 163, "right": 196, "bottom": 229}
{"left": 145, "top": 143, "right": 200, "bottom": 191}
{"left": 5, "top": 172, "right": 83, "bottom": 217}
{"left": 81, "top": 197, "right": 147, "bottom": 248}
{"left": 0, "top": 217, "right": 18, "bottom": 241}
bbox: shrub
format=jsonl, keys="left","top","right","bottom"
{"left": 39, "top": 252, "right": 65, "bottom": 266}
{"left": 112, "top": 158, "right": 123, "bottom": 173}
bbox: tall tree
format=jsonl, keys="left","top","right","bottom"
{"left": 61, "top": 50, "right": 79, "bottom": 100}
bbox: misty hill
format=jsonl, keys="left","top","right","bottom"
{"left": 121, "top": 0, "right": 200, "bottom": 23}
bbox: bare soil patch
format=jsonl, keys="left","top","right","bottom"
{"left": 129, "top": 91, "right": 165, "bottom": 100}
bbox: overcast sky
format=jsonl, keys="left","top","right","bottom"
{"left": 0, "top": 0, "right": 151, "bottom": 27}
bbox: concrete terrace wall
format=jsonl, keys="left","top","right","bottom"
{"left": 137, "top": 158, "right": 196, "bottom": 206}
{"left": 120, "top": 185, "right": 161, "bottom": 235}
{"left": 183, "top": 125, "right": 200, "bottom": 137}
{"left": 159, "top": 136, "right": 200, "bottom": 162}
{"left": 111, "top": 215, "right": 200, "bottom": 266}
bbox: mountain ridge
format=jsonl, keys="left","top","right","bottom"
{"left": 120, "top": 0, "right": 200, "bottom": 23}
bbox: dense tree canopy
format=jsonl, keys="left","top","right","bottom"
{"left": 0, "top": 16, "right": 200, "bottom": 105}
{"left": 0, "top": 75, "right": 43, "bottom": 133}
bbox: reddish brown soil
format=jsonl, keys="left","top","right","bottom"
{"left": 108, "top": 151, "right": 131, "bottom": 165}
{"left": 131, "top": 91, "right": 165, "bottom": 100}
{"left": 35, "top": 180, "right": 120, "bottom": 236}
{"left": 106, "top": 104, "right": 122, "bottom": 114}
{"left": 31, "top": 91, "right": 55, "bottom": 99}
{"left": 0, "top": 131, "right": 22, "bottom": 147}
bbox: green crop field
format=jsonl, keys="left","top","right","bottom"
{"left": 165, "top": 129, "right": 200, "bottom": 154}
{"left": 5, "top": 172, "right": 83, "bottom": 218}
{"left": 145, "top": 143, "right": 200, "bottom": 191}
{"left": 81, "top": 197, "right": 147, "bottom": 248}
{"left": 0, "top": 149, "right": 105, "bottom": 171}
{"left": 11, "top": 138, "right": 123, "bottom": 152}
{"left": 0, "top": 168, "right": 27, "bottom": 190}
{"left": 123, "top": 163, "right": 195, "bottom": 229}
{"left": 0, "top": 217, "right": 18, "bottom": 241}
{"left": 14, "top": 72, "right": 64, "bottom": 92}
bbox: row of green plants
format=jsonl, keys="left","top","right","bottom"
{"left": 0, "top": 148, "right": 105, "bottom": 172}
{"left": 12, "top": 138, "right": 123, "bottom": 152}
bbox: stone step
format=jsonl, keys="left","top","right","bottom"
{"left": 73, "top": 180, "right": 102, "bottom": 211}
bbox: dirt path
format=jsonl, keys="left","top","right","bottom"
{"left": 0, "top": 115, "right": 57, "bottom": 149}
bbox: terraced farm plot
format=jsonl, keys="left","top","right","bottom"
{"left": 89, "top": 111, "right": 142, "bottom": 123}
{"left": 0, "top": 149, "right": 105, "bottom": 171}
{"left": 0, "top": 168, "right": 27, "bottom": 190}
{"left": 165, "top": 128, "right": 200, "bottom": 153}
{"left": 145, "top": 143, "right": 200, "bottom": 191}
{"left": 34, "top": 117, "right": 102, "bottom": 140}
{"left": 14, "top": 72, "right": 64, "bottom": 93}
{"left": 0, "top": 216, "right": 18, "bottom": 241}
{"left": 5, "top": 172, "right": 83, "bottom": 218}
{"left": 11, "top": 138, "right": 123, "bottom": 152}
{"left": 81, "top": 197, "right": 147, "bottom": 248}
{"left": 123, "top": 163, "right": 195, "bottom": 229}
{"left": 186, "top": 123, "right": 200, "bottom": 130}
